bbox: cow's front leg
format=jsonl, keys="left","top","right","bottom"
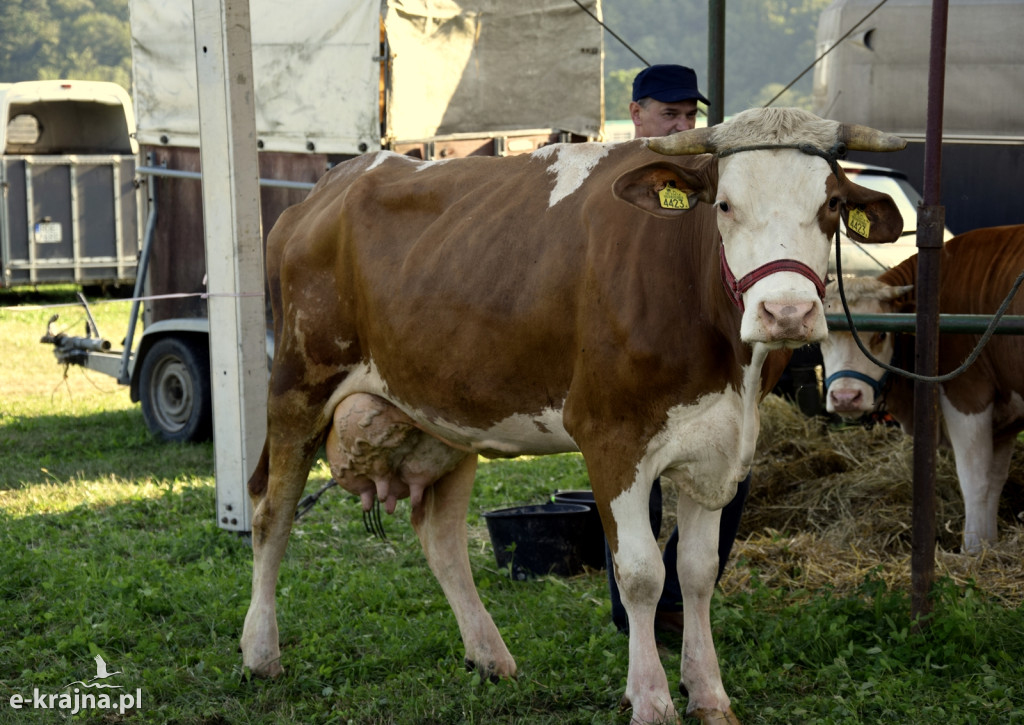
{"left": 412, "top": 453, "right": 517, "bottom": 680}
{"left": 241, "top": 444, "right": 314, "bottom": 677}
{"left": 674, "top": 491, "right": 737, "bottom": 723}
{"left": 605, "top": 479, "right": 677, "bottom": 724}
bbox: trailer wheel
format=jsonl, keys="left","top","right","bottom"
{"left": 139, "top": 336, "right": 212, "bottom": 443}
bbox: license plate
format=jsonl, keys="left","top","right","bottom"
{"left": 34, "top": 222, "right": 63, "bottom": 243}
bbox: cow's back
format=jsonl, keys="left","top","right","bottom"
{"left": 265, "top": 146, "right": 728, "bottom": 430}
{"left": 881, "top": 225, "right": 1024, "bottom": 423}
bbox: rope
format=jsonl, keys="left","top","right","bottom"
{"left": 570, "top": 0, "right": 649, "bottom": 68}
{"left": 714, "top": 140, "right": 1024, "bottom": 386}
{"left": 717, "top": 142, "right": 845, "bottom": 178}
{"left": 833, "top": 232, "right": 1024, "bottom": 384}
{"left": 294, "top": 479, "right": 337, "bottom": 520}
{"left": 9, "top": 290, "right": 263, "bottom": 312}
{"left": 763, "top": 0, "right": 890, "bottom": 108}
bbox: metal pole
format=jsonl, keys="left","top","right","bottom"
{"left": 707, "top": 0, "right": 726, "bottom": 126}
{"left": 118, "top": 156, "right": 160, "bottom": 385}
{"left": 825, "top": 313, "right": 1024, "bottom": 335}
{"left": 911, "top": 0, "right": 949, "bottom": 625}
{"left": 192, "top": 0, "right": 266, "bottom": 532}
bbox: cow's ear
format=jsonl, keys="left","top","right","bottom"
{"left": 840, "top": 181, "right": 904, "bottom": 244}
{"left": 881, "top": 284, "right": 916, "bottom": 313}
{"left": 613, "top": 161, "right": 713, "bottom": 218}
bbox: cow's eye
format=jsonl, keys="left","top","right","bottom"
{"left": 717, "top": 201, "right": 730, "bottom": 213}
{"left": 828, "top": 196, "right": 841, "bottom": 212}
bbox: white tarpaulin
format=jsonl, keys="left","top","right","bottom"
{"left": 384, "top": 0, "right": 603, "bottom": 140}
{"left": 130, "top": 0, "right": 603, "bottom": 152}
{"left": 814, "top": 0, "right": 1024, "bottom": 137}
{"left": 130, "top": 0, "right": 381, "bottom": 153}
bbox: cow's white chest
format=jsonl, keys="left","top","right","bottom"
{"left": 637, "top": 346, "right": 768, "bottom": 509}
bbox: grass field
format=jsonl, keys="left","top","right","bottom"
{"left": 1, "top": 288, "right": 1022, "bottom": 724}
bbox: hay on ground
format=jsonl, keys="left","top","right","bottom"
{"left": 713, "top": 395, "right": 1024, "bottom": 605}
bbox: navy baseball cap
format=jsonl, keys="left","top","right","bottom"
{"left": 632, "top": 64, "right": 709, "bottom": 105}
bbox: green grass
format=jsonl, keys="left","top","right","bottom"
{"left": 2, "top": 288, "right": 1023, "bottom": 724}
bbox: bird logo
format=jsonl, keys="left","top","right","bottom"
{"left": 64, "top": 655, "right": 124, "bottom": 690}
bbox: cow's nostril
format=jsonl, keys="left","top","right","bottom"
{"left": 760, "top": 301, "right": 816, "bottom": 339}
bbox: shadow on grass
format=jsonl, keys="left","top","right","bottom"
{"left": 0, "top": 284, "right": 80, "bottom": 307}
{"left": 0, "top": 407, "right": 213, "bottom": 490}
{"left": 0, "top": 478, "right": 631, "bottom": 725}
{"left": 3, "top": 460, "right": 1023, "bottom": 724}
{"left": 0, "top": 284, "right": 132, "bottom": 307}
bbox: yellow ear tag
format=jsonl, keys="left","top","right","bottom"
{"left": 847, "top": 207, "right": 871, "bottom": 238}
{"left": 658, "top": 185, "right": 690, "bottom": 210}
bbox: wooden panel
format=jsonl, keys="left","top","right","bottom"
{"left": 143, "top": 146, "right": 329, "bottom": 323}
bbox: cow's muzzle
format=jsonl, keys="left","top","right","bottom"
{"left": 721, "top": 245, "right": 828, "bottom": 344}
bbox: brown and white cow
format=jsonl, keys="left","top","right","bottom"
{"left": 241, "top": 107, "right": 905, "bottom": 723}
{"left": 822, "top": 225, "right": 1024, "bottom": 554}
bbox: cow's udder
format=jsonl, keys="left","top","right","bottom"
{"left": 325, "top": 393, "right": 467, "bottom": 515}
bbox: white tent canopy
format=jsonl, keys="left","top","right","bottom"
{"left": 131, "top": 0, "right": 604, "bottom": 153}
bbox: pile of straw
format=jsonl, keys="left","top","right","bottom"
{"left": 717, "top": 395, "right": 1024, "bottom": 605}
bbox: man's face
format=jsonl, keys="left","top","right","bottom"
{"left": 629, "top": 98, "right": 699, "bottom": 138}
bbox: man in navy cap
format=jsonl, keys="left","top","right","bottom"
{"left": 606, "top": 64, "right": 750, "bottom": 636}
{"left": 629, "top": 64, "right": 709, "bottom": 138}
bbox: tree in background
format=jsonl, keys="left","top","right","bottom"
{"left": 605, "top": 67, "right": 645, "bottom": 122}
{"left": 1, "top": 0, "right": 130, "bottom": 89}
{"left": 602, "top": 0, "right": 830, "bottom": 119}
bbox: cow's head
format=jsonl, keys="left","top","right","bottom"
{"left": 821, "top": 277, "right": 914, "bottom": 415}
{"left": 616, "top": 107, "right": 906, "bottom": 348}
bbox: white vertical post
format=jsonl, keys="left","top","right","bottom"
{"left": 192, "top": 0, "right": 266, "bottom": 531}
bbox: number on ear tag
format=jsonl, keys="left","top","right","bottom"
{"left": 658, "top": 185, "right": 690, "bottom": 210}
{"left": 848, "top": 207, "right": 871, "bottom": 238}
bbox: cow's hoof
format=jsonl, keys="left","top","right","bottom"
{"left": 618, "top": 695, "right": 681, "bottom": 724}
{"left": 688, "top": 706, "right": 740, "bottom": 724}
{"left": 463, "top": 658, "right": 503, "bottom": 683}
{"left": 245, "top": 657, "right": 283, "bottom": 679}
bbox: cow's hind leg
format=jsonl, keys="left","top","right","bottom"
{"left": 241, "top": 440, "right": 318, "bottom": 677}
{"left": 412, "top": 454, "right": 517, "bottom": 680}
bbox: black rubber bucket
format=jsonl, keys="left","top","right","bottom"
{"left": 551, "top": 490, "right": 607, "bottom": 570}
{"left": 483, "top": 503, "right": 592, "bottom": 580}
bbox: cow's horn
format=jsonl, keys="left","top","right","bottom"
{"left": 838, "top": 124, "right": 907, "bottom": 152}
{"left": 646, "top": 126, "right": 717, "bottom": 156}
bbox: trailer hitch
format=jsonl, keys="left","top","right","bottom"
{"left": 40, "top": 295, "right": 113, "bottom": 367}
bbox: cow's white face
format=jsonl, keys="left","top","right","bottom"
{"left": 820, "top": 279, "right": 910, "bottom": 415}
{"left": 821, "top": 329, "right": 892, "bottom": 415}
{"left": 716, "top": 151, "right": 833, "bottom": 347}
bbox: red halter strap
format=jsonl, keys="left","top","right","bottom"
{"left": 719, "top": 243, "right": 827, "bottom": 312}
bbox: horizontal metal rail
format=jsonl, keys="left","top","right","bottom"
{"left": 136, "top": 164, "right": 316, "bottom": 191}
{"left": 826, "top": 313, "right": 1024, "bottom": 335}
